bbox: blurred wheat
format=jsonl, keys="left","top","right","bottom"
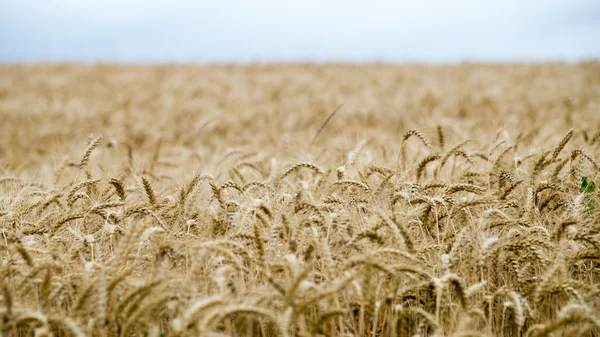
{"left": 1, "top": 63, "right": 599, "bottom": 336}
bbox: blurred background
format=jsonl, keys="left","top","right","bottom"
{"left": 1, "top": 0, "right": 599, "bottom": 63}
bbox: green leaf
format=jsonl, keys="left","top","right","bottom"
{"left": 581, "top": 176, "right": 596, "bottom": 193}
{"left": 585, "top": 199, "right": 596, "bottom": 219}
{"left": 584, "top": 181, "right": 596, "bottom": 193}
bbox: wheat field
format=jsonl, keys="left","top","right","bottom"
{"left": 1, "top": 63, "right": 600, "bottom": 337}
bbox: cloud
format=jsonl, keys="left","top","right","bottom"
{"left": 1, "top": 0, "right": 598, "bottom": 62}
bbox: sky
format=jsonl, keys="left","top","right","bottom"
{"left": 1, "top": 0, "right": 599, "bottom": 63}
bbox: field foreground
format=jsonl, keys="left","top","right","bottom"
{"left": 1, "top": 63, "right": 600, "bottom": 336}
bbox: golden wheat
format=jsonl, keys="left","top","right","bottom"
{"left": 0, "top": 63, "right": 599, "bottom": 337}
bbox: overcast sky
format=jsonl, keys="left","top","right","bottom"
{"left": 1, "top": 0, "right": 599, "bottom": 63}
